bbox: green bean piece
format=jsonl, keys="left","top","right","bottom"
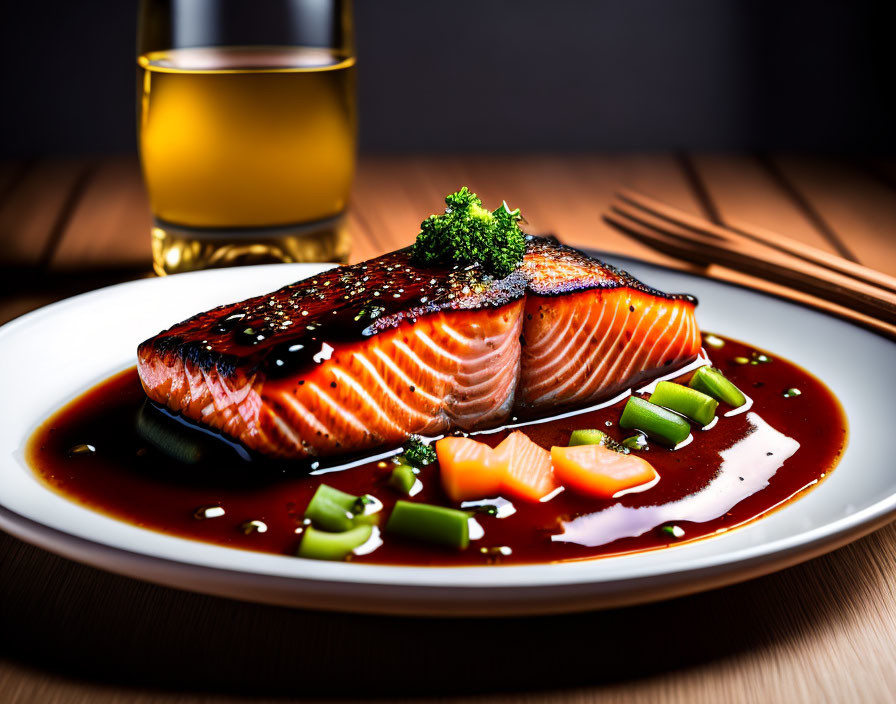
{"left": 304, "top": 484, "right": 359, "bottom": 532}
{"left": 386, "top": 500, "right": 470, "bottom": 549}
{"left": 568, "top": 428, "right": 630, "bottom": 454}
{"left": 689, "top": 366, "right": 747, "bottom": 408}
{"left": 649, "top": 381, "right": 718, "bottom": 426}
{"left": 569, "top": 429, "right": 608, "bottom": 446}
{"left": 619, "top": 397, "right": 691, "bottom": 447}
{"left": 389, "top": 464, "right": 417, "bottom": 494}
{"left": 297, "top": 525, "right": 373, "bottom": 561}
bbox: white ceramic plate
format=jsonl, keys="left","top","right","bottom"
{"left": 1, "top": 259, "right": 894, "bottom": 616}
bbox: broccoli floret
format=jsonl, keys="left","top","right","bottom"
{"left": 411, "top": 187, "right": 526, "bottom": 278}
{"left": 398, "top": 436, "right": 437, "bottom": 468}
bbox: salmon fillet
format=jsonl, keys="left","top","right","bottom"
{"left": 138, "top": 237, "right": 701, "bottom": 459}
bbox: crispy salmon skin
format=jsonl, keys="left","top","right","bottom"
{"left": 138, "top": 237, "right": 701, "bottom": 459}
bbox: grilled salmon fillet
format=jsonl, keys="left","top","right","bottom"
{"left": 138, "top": 237, "right": 701, "bottom": 459}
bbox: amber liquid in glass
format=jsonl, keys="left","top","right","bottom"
{"left": 138, "top": 47, "right": 356, "bottom": 275}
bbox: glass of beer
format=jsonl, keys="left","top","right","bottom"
{"left": 137, "top": 0, "right": 356, "bottom": 275}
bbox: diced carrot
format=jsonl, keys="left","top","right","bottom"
{"left": 436, "top": 436, "right": 502, "bottom": 502}
{"left": 493, "top": 431, "right": 559, "bottom": 502}
{"left": 550, "top": 444, "right": 658, "bottom": 499}
{"left": 436, "top": 432, "right": 559, "bottom": 503}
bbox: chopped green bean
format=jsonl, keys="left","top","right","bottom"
{"left": 386, "top": 500, "right": 470, "bottom": 549}
{"left": 568, "top": 429, "right": 629, "bottom": 453}
{"left": 619, "top": 397, "right": 691, "bottom": 447}
{"left": 304, "top": 484, "right": 359, "bottom": 532}
{"left": 649, "top": 381, "right": 718, "bottom": 426}
{"left": 569, "top": 429, "right": 608, "bottom": 446}
{"left": 689, "top": 366, "right": 746, "bottom": 408}
{"left": 297, "top": 524, "right": 373, "bottom": 561}
{"left": 389, "top": 465, "right": 417, "bottom": 494}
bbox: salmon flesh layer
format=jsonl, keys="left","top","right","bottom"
{"left": 138, "top": 237, "right": 701, "bottom": 459}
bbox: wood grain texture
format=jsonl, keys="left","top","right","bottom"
{"left": 49, "top": 157, "right": 153, "bottom": 272}
{"left": 7, "top": 155, "right": 700, "bottom": 270}
{"left": 688, "top": 155, "right": 839, "bottom": 255}
{"left": 350, "top": 154, "right": 703, "bottom": 270}
{"left": 0, "top": 159, "right": 93, "bottom": 267}
{"left": 0, "top": 154, "right": 895, "bottom": 704}
{"left": 606, "top": 195, "right": 896, "bottom": 336}
{"left": 1, "top": 524, "right": 895, "bottom": 703}
{"left": 770, "top": 156, "right": 896, "bottom": 277}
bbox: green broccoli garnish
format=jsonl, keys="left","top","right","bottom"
{"left": 411, "top": 187, "right": 526, "bottom": 278}
{"left": 397, "top": 436, "right": 437, "bottom": 468}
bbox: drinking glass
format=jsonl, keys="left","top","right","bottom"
{"left": 137, "top": 0, "right": 356, "bottom": 275}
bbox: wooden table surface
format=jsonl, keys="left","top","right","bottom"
{"left": 1, "top": 154, "right": 895, "bottom": 703}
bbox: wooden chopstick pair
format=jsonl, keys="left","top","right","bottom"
{"left": 604, "top": 189, "right": 896, "bottom": 338}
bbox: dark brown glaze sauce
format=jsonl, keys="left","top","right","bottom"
{"left": 27, "top": 335, "right": 846, "bottom": 566}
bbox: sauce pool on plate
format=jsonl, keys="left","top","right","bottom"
{"left": 27, "top": 335, "right": 847, "bottom": 566}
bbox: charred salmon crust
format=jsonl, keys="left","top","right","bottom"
{"left": 138, "top": 237, "right": 701, "bottom": 459}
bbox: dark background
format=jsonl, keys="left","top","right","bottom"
{"left": 3, "top": 0, "right": 895, "bottom": 156}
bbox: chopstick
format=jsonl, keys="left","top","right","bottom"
{"left": 606, "top": 202, "right": 896, "bottom": 323}
{"left": 616, "top": 188, "right": 896, "bottom": 295}
{"left": 603, "top": 197, "right": 896, "bottom": 339}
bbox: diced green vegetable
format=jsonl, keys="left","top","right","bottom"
{"left": 619, "top": 397, "right": 691, "bottom": 447}
{"left": 389, "top": 464, "right": 417, "bottom": 494}
{"left": 649, "top": 381, "right": 718, "bottom": 426}
{"left": 569, "top": 429, "right": 608, "bottom": 446}
{"left": 304, "top": 484, "right": 360, "bottom": 532}
{"left": 386, "top": 500, "right": 470, "bottom": 549}
{"left": 568, "top": 429, "right": 630, "bottom": 454}
{"left": 689, "top": 366, "right": 746, "bottom": 408}
{"left": 297, "top": 524, "right": 373, "bottom": 561}
{"left": 398, "top": 436, "right": 437, "bottom": 468}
